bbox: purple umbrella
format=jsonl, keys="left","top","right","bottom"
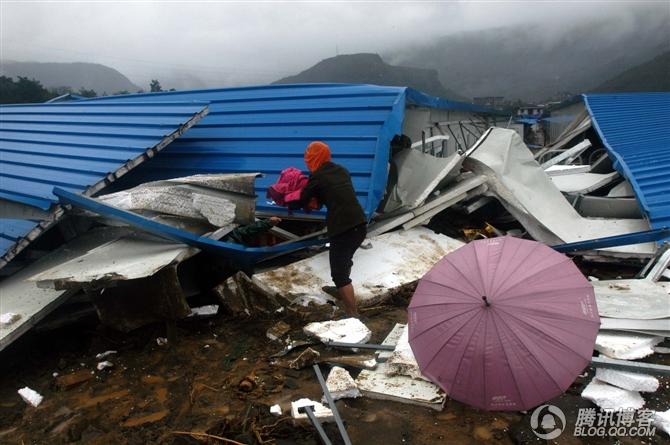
{"left": 408, "top": 236, "right": 599, "bottom": 411}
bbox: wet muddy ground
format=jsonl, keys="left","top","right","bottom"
{"left": 0, "top": 295, "right": 668, "bottom": 444}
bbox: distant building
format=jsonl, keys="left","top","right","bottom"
{"left": 473, "top": 96, "right": 505, "bottom": 108}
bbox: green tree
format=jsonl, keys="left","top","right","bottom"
{"left": 0, "top": 76, "right": 56, "bottom": 104}
{"left": 77, "top": 87, "right": 97, "bottom": 98}
{"left": 150, "top": 79, "right": 162, "bottom": 92}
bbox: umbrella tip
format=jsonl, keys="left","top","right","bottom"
{"left": 482, "top": 296, "right": 491, "bottom": 307}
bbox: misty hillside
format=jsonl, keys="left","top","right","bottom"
{"left": 274, "top": 53, "right": 465, "bottom": 101}
{"left": 0, "top": 61, "right": 139, "bottom": 94}
{"left": 592, "top": 51, "right": 670, "bottom": 93}
{"left": 387, "top": 18, "right": 669, "bottom": 102}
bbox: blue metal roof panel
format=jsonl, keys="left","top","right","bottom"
{"left": 85, "top": 83, "right": 500, "bottom": 219}
{"left": 0, "top": 101, "right": 209, "bottom": 264}
{"left": 583, "top": 92, "right": 670, "bottom": 230}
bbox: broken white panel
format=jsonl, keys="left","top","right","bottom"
{"left": 595, "top": 332, "right": 664, "bottom": 360}
{"left": 594, "top": 368, "right": 659, "bottom": 392}
{"left": 290, "top": 398, "right": 334, "bottom": 422}
{"left": 189, "top": 305, "right": 219, "bottom": 317}
{"left": 0, "top": 227, "right": 130, "bottom": 352}
{"left": 30, "top": 234, "right": 198, "bottom": 290}
{"left": 550, "top": 172, "right": 619, "bottom": 194}
{"left": 98, "top": 173, "right": 259, "bottom": 227}
{"left": 544, "top": 164, "right": 591, "bottom": 176}
{"left": 377, "top": 323, "right": 405, "bottom": 363}
{"left": 463, "top": 128, "right": 654, "bottom": 257}
{"left": 386, "top": 325, "right": 430, "bottom": 381}
{"left": 594, "top": 280, "right": 670, "bottom": 319}
{"left": 599, "top": 318, "right": 670, "bottom": 334}
{"left": 303, "top": 318, "right": 371, "bottom": 345}
{"left": 323, "top": 366, "right": 361, "bottom": 401}
{"left": 95, "top": 350, "right": 117, "bottom": 360}
{"left": 238, "top": 227, "right": 464, "bottom": 307}
{"left": 608, "top": 180, "right": 635, "bottom": 198}
{"left": 540, "top": 139, "right": 592, "bottom": 169}
{"left": 0, "top": 313, "right": 21, "bottom": 326}
{"left": 581, "top": 379, "right": 644, "bottom": 410}
{"left": 382, "top": 148, "right": 463, "bottom": 213}
{"left": 355, "top": 361, "right": 445, "bottom": 411}
{"left": 654, "top": 409, "right": 670, "bottom": 436}
{"left": 401, "top": 183, "right": 488, "bottom": 230}
{"left": 18, "top": 387, "right": 43, "bottom": 407}
{"left": 270, "top": 404, "right": 282, "bottom": 416}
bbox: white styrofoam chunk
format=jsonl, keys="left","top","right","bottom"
{"left": 0, "top": 312, "right": 21, "bottom": 326}
{"left": 270, "top": 404, "right": 282, "bottom": 416}
{"left": 324, "top": 366, "right": 360, "bottom": 401}
{"left": 355, "top": 362, "right": 445, "bottom": 411}
{"left": 386, "top": 325, "right": 430, "bottom": 381}
{"left": 96, "top": 361, "right": 114, "bottom": 370}
{"left": 189, "top": 305, "right": 219, "bottom": 316}
{"left": 95, "top": 350, "right": 117, "bottom": 360}
{"left": 654, "top": 409, "right": 670, "bottom": 436}
{"left": 303, "top": 318, "right": 371, "bottom": 345}
{"left": 18, "top": 387, "right": 43, "bottom": 407}
{"left": 595, "top": 332, "right": 664, "bottom": 360}
{"left": 595, "top": 368, "right": 659, "bottom": 392}
{"left": 581, "top": 379, "right": 645, "bottom": 411}
{"left": 290, "top": 398, "right": 334, "bottom": 422}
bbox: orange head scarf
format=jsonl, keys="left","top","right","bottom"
{"left": 304, "top": 141, "right": 331, "bottom": 173}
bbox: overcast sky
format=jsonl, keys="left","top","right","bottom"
{"left": 1, "top": 1, "right": 667, "bottom": 88}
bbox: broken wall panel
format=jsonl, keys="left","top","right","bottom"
{"left": 0, "top": 101, "right": 210, "bottom": 268}
{"left": 463, "top": 128, "right": 654, "bottom": 257}
{"left": 217, "top": 227, "right": 464, "bottom": 310}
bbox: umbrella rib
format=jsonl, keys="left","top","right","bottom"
{"left": 489, "top": 242, "right": 542, "bottom": 298}
{"left": 495, "top": 284, "right": 593, "bottom": 302}
{"left": 419, "top": 309, "right": 483, "bottom": 371}
{"left": 493, "top": 257, "right": 575, "bottom": 302}
{"left": 492, "top": 310, "right": 566, "bottom": 394}
{"left": 447, "top": 310, "right": 487, "bottom": 402}
{"left": 409, "top": 306, "right": 482, "bottom": 339}
{"left": 489, "top": 311, "right": 527, "bottom": 407}
{"left": 495, "top": 307, "right": 594, "bottom": 369}
{"left": 419, "top": 277, "right": 482, "bottom": 302}
{"left": 442, "top": 256, "right": 485, "bottom": 299}
{"left": 497, "top": 301, "right": 601, "bottom": 324}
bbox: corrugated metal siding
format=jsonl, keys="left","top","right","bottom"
{"left": 86, "top": 83, "right": 502, "bottom": 219}
{"left": 0, "top": 101, "right": 209, "bottom": 262}
{"left": 584, "top": 93, "right": 670, "bottom": 230}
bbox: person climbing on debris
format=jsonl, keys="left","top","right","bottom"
{"left": 294, "top": 141, "right": 367, "bottom": 317}
{"left": 225, "top": 216, "right": 282, "bottom": 246}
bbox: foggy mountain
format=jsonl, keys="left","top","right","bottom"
{"left": 385, "top": 15, "right": 669, "bottom": 102}
{"left": 274, "top": 53, "right": 465, "bottom": 101}
{"left": 0, "top": 61, "right": 139, "bottom": 94}
{"left": 592, "top": 51, "right": 670, "bottom": 93}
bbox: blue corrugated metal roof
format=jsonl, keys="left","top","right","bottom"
{"left": 85, "top": 83, "right": 503, "bottom": 220}
{"left": 583, "top": 92, "right": 670, "bottom": 230}
{"left": 0, "top": 101, "right": 209, "bottom": 264}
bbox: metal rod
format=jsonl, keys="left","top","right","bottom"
{"left": 313, "top": 364, "right": 352, "bottom": 445}
{"left": 326, "top": 341, "right": 395, "bottom": 351}
{"left": 458, "top": 122, "right": 469, "bottom": 150}
{"left": 591, "top": 356, "right": 670, "bottom": 375}
{"left": 551, "top": 227, "right": 670, "bottom": 253}
{"left": 302, "top": 406, "right": 333, "bottom": 445}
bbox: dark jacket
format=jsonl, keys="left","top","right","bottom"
{"left": 299, "top": 161, "right": 366, "bottom": 237}
{"left": 226, "top": 220, "right": 272, "bottom": 246}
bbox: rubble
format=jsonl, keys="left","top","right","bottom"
{"left": 96, "top": 361, "right": 114, "bottom": 371}
{"left": 55, "top": 370, "right": 94, "bottom": 390}
{"left": 290, "top": 398, "right": 334, "bottom": 422}
{"left": 95, "top": 350, "right": 117, "bottom": 360}
{"left": 288, "top": 347, "right": 320, "bottom": 370}
{"left": 386, "top": 325, "right": 429, "bottom": 381}
{"left": 355, "top": 361, "right": 446, "bottom": 411}
{"left": 0, "top": 313, "right": 21, "bottom": 326}
{"left": 189, "top": 305, "right": 219, "bottom": 317}
{"left": 17, "top": 387, "right": 43, "bottom": 407}
{"left": 303, "top": 318, "right": 371, "bottom": 345}
{"left": 595, "top": 332, "right": 664, "bottom": 360}
{"left": 654, "top": 409, "right": 670, "bottom": 436}
{"left": 376, "top": 323, "right": 405, "bottom": 363}
{"left": 594, "top": 368, "right": 659, "bottom": 392}
{"left": 323, "top": 366, "right": 360, "bottom": 401}
{"left": 323, "top": 355, "right": 378, "bottom": 370}
{"left": 266, "top": 321, "right": 291, "bottom": 342}
{"left": 270, "top": 404, "right": 282, "bottom": 416}
{"left": 581, "top": 379, "right": 645, "bottom": 410}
